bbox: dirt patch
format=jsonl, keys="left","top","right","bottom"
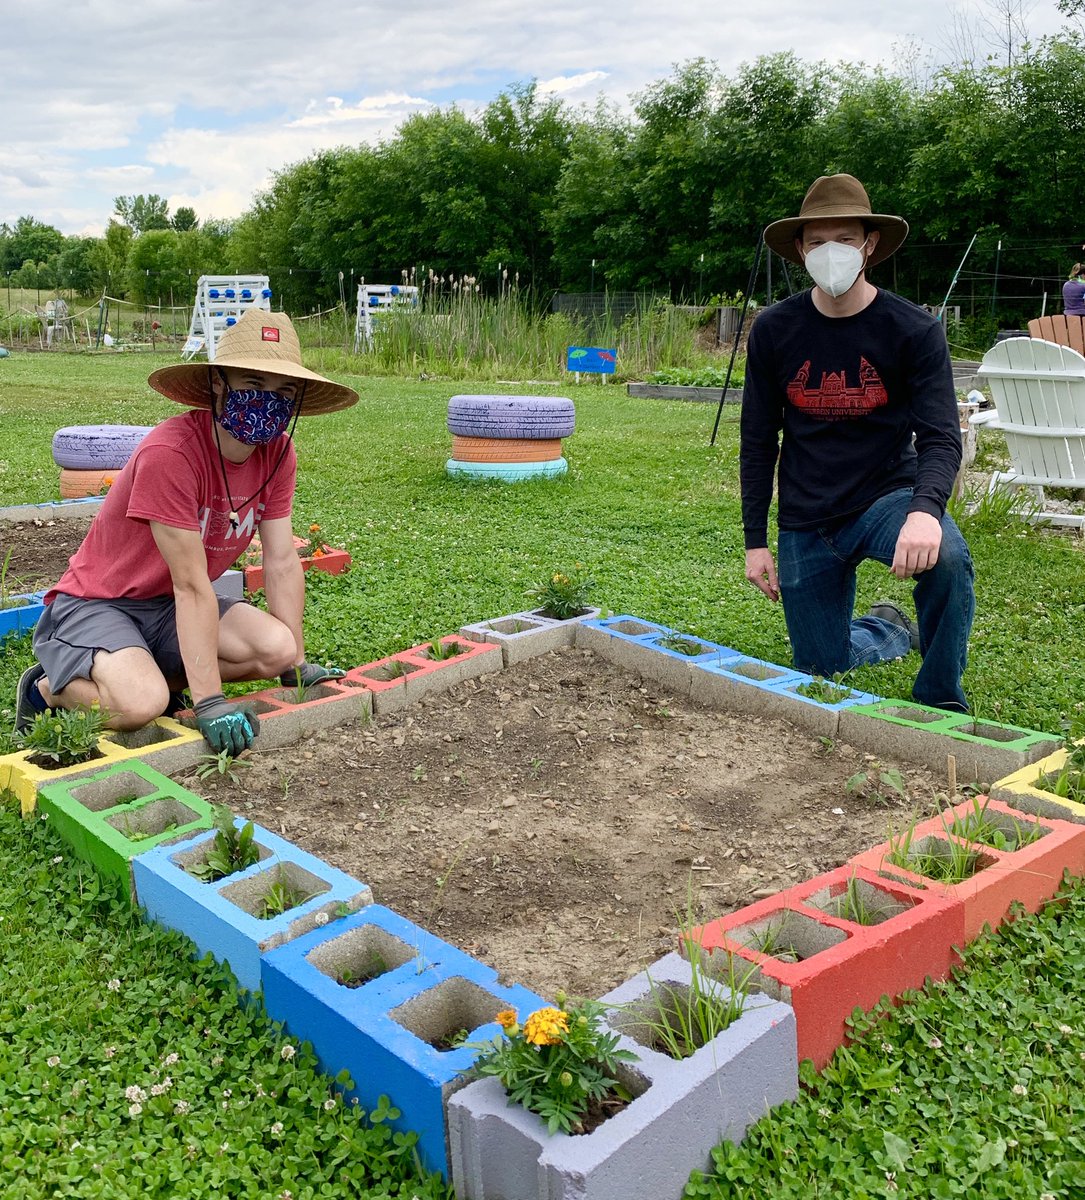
{"left": 0, "top": 517, "right": 93, "bottom": 593}
{"left": 186, "top": 648, "right": 946, "bottom": 1002}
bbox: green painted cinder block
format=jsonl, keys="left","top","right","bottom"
{"left": 37, "top": 762, "right": 213, "bottom": 896}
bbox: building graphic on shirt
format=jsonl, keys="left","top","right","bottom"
{"left": 786, "top": 357, "right": 888, "bottom": 420}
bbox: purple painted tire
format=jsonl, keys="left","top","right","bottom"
{"left": 52, "top": 425, "right": 153, "bottom": 470}
{"left": 447, "top": 395, "right": 575, "bottom": 440}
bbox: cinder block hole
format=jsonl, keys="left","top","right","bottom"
{"left": 955, "top": 722, "right": 1024, "bottom": 744}
{"left": 219, "top": 861, "right": 330, "bottom": 918}
{"left": 784, "top": 681, "right": 856, "bottom": 705}
{"left": 335, "top": 678, "right": 369, "bottom": 689}
{"left": 70, "top": 770, "right": 158, "bottom": 812}
{"left": 945, "top": 807, "right": 1051, "bottom": 851}
{"left": 703, "top": 950, "right": 783, "bottom": 1003}
{"left": 361, "top": 660, "right": 423, "bottom": 683}
{"left": 485, "top": 617, "right": 545, "bottom": 634}
{"left": 529, "top": 606, "right": 588, "bottom": 621}
{"left": 391, "top": 977, "right": 509, "bottom": 1051}
{"left": 108, "top": 724, "right": 181, "bottom": 750}
{"left": 652, "top": 636, "right": 714, "bottom": 657}
{"left": 269, "top": 684, "right": 341, "bottom": 705}
{"left": 727, "top": 908, "right": 848, "bottom": 963}
{"left": 879, "top": 706, "right": 945, "bottom": 724}
{"left": 419, "top": 639, "right": 468, "bottom": 660}
{"left": 727, "top": 662, "right": 786, "bottom": 681}
{"left": 105, "top": 797, "right": 202, "bottom": 842}
{"left": 607, "top": 620, "right": 659, "bottom": 636}
{"left": 308, "top": 924, "right": 417, "bottom": 988}
{"left": 170, "top": 832, "right": 274, "bottom": 879}
{"left": 609, "top": 981, "right": 742, "bottom": 1058}
{"left": 804, "top": 877, "right": 916, "bottom": 926}
{"left": 887, "top": 835, "right": 996, "bottom": 883}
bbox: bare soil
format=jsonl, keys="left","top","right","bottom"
{"left": 0, "top": 517, "right": 93, "bottom": 593}
{"left": 183, "top": 648, "right": 945, "bottom": 1002}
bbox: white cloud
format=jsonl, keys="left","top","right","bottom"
{"left": 537, "top": 71, "right": 609, "bottom": 96}
{"left": 288, "top": 92, "right": 435, "bottom": 128}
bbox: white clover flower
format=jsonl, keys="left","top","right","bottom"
{"left": 107, "top": 979, "right": 121, "bottom": 992}
{"left": 52, "top": 855, "right": 63, "bottom": 864}
{"left": 125, "top": 1085, "right": 147, "bottom": 1103}
{"left": 163, "top": 1052, "right": 179, "bottom": 1066}
{"left": 270, "top": 1121, "right": 284, "bottom": 1135}
{"left": 1059, "top": 1024, "right": 1074, "bottom": 1035}
{"left": 280, "top": 1044, "right": 296, "bottom": 1061}
{"left": 211, "top": 1055, "right": 223, "bottom": 1067}
{"left": 222, "top": 1089, "right": 232, "bottom": 1098}
{"left": 47, "top": 1055, "right": 60, "bottom": 1067}
{"left": 128, "top": 1103, "right": 143, "bottom": 1117}
{"left": 104, "top": 1045, "right": 117, "bottom": 1059}
{"left": 880, "top": 1041, "right": 893, "bottom": 1053}
{"left": 928, "top": 1036, "right": 942, "bottom": 1049}
{"left": 174, "top": 1100, "right": 190, "bottom": 1115}
{"left": 1013, "top": 1083, "right": 1027, "bottom": 1096}
{"left": 323, "top": 1098, "right": 336, "bottom": 1110}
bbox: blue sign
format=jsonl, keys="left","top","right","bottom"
{"left": 566, "top": 346, "right": 617, "bottom": 375}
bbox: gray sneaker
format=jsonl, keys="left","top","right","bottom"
{"left": 868, "top": 601, "right": 920, "bottom": 652}
{"left": 14, "top": 662, "right": 48, "bottom": 734}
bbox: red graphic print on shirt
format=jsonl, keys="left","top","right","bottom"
{"left": 786, "top": 357, "right": 888, "bottom": 420}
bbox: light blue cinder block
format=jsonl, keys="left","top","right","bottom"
{"left": 131, "top": 819, "right": 372, "bottom": 993}
{"left": 764, "top": 671, "right": 881, "bottom": 712}
{"left": 261, "top": 904, "right": 546, "bottom": 1177}
{"left": 0, "top": 590, "right": 46, "bottom": 643}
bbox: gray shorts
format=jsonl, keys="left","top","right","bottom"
{"left": 33, "top": 592, "right": 248, "bottom": 693}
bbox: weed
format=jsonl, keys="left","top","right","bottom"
{"left": 259, "top": 876, "right": 314, "bottom": 919}
{"left": 187, "top": 805, "right": 261, "bottom": 883}
{"left": 747, "top": 921, "right": 803, "bottom": 963}
{"left": 194, "top": 748, "right": 251, "bottom": 784}
{"left": 946, "top": 795, "right": 1045, "bottom": 851}
{"left": 796, "top": 676, "right": 853, "bottom": 704}
{"left": 886, "top": 824, "right": 982, "bottom": 884}
{"left": 846, "top": 763, "right": 907, "bottom": 806}
{"left": 822, "top": 876, "right": 900, "bottom": 926}
{"left": 423, "top": 636, "right": 464, "bottom": 661}
{"left": 657, "top": 635, "right": 707, "bottom": 656}
{"left": 0, "top": 548, "right": 30, "bottom": 611}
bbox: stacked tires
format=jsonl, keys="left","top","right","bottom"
{"left": 51, "top": 425, "right": 152, "bottom": 498}
{"left": 446, "top": 395, "right": 574, "bottom": 480}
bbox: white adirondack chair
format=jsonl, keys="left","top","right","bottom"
{"left": 972, "top": 337, "right": 1085, "bottom": 529}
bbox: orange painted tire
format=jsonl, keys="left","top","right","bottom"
{"left": 59, "top": 468, "right": 118, "bottom": 498}
{"left": 451, "top": 436, "right": 563, "bottom": 463}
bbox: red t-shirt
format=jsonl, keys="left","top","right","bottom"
{"left": 48, "top": 409, "right": 296, "bottom": 602}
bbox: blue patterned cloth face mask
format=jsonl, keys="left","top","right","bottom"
{"left": 217, "top": 389, "right": 295, "bottom": 444}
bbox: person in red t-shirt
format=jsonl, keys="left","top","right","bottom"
{"left": 15, "top": 309, "right": 358, "bottom": 754}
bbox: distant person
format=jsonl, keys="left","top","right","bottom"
{"left": 16, "top": 309, "right": 356, "bottom": 754}
{"left": 740, "top": 173, "right": 975, "bottom": 713}
{"left": 1063, "top": 263, "right": 1085, "bottom": 317}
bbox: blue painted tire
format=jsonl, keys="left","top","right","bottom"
{"left": 52, "top": 424, "right": 153, "bottom": 470}
{"left": 446, "top": 457, "right": 568, "bottom": 481}
{"left": 447, "top": 395, "right": 575, "bottom": 440}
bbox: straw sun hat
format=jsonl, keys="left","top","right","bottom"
{"left": 763, "top": 174, "right": 909, "bottom": 268}
{"left": 148, "top": 309, "right": 358, "bottom": 416}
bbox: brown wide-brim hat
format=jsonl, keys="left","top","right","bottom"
{"left": 147, "top": 309, "right": 358, "bottom": 416}
{"left": 763, "top": 174, "right": 909, "bottom": 268}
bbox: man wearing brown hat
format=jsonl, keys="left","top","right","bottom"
{"left": 741, "top": 174, "right": 975, "bottom": 711}
{"left": 15, "top": 309, "right": 358, "bottom": 753}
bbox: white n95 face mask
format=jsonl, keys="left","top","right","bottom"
{"left": 803, "top": 240, "right": 868, "bottom": 298}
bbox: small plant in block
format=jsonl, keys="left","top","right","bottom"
{"left": 946, "top": 795, "right": 1047, "bottom": 851}
{"left": 18, "top": 705, "right": 105, "bottom": 768}
{"left": 656, "top": 635, "right": 711, "bottom": 657}
{"left": 421, "top": 636, "right": 466, "bottom": 661}
{"left": 728, "top": 908, "right": 848, "bottom": 965}
{"left": 1035, "top": 722, "right": 1085, "bottom": 804}
{"left": 471, "top": 990, "right": 640, "bottom": 1134}
{"left": 812, "top": 874, "right": 912, "bottom": 926}
{"left": 885, "top": 828, "right": 988, "bottom": 885}
{"left": 185, "top": 805, "right": 261, "bottom": 882}
{"left": 795, "top": 676, "right": 853, "bottom": 705}
{"left": 260, "top": 874, "right": 316, "bottom": 918}
{"left": 525, "top": 564, "right": 594, "bottom": 620}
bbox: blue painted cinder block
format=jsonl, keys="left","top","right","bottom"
{"left": 582, "top": 615, "right": 738, "bottom": 659}
{"left": 763, "top": 671, "right": 881, "bottom": 712}
{"left": 695, "top": 652, "right": 807, "bottom": 688}
{"left": 261, "top": 904, "right": 546, "bottom": 1177}
{"left": 132, "top": 819, "right": 372, "bottom": 993}
{"left": 0, "top": 591, "right": 46, "bottom": 643}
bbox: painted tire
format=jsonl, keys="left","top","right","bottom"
{"left": 450, "top": 436, "right": 563, "bottom": 463}
{"left": 52, "top": 424, "right": 152, "bottom": 470}
{"left": 447, "top": 395, "right": 575, "bottom": 440}
{"left": 446, "top": 457, "right": 568, "bottom": 481}
{"left": 59, "top": 468, "right": 119, "bottom": 498}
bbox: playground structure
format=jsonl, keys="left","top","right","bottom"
{"left": 353, "top": 281, "right": 419, "bottom": 351}
{"left": 183, "top": 275, "right": 273, "bottom": 361}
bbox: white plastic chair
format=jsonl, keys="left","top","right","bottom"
{"left": 972, "top": 337, "right": 1085, "bottom": 529}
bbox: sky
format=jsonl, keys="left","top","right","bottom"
{"left": 0, "top": 0, "right": 1070, "bottom": 238}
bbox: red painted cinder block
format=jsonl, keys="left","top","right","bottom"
{"left": 688, "top": 865, "right": 964, "bottom": 1070}
{"left": 243, "top": 537, "right": 352, "bottom": 593}
{"left": 849, "top": 796, "right": 1085, "bottom": 943}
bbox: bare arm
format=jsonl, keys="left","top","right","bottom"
{"left": 258, "top": 516, "right": 305, "bottom": 670}
{"left": 150, "top": 521, "right": 223, "bottom": 704}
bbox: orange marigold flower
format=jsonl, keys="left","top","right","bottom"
{"left": 312, "top": 548, "right": 325, "bottom": 558}
{"left": 309, "top": 523, "right": 321, "bottom": 533}
{"left": 495, "top": 1009, "right": 518, "bottom": 1030}
{"left": 523, "top": 1007, "right": 569, "bottom": 1046}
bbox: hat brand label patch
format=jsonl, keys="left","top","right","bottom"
{"left": 262, "top": 327, "right": 280, "bottom": 342}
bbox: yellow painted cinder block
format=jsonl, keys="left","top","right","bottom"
{"left": 991, "top": 748, "right": 1085, "bottom": 825}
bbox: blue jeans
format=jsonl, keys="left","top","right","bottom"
{"left": 777, "top": 488, "right": 975, "bottom": 711}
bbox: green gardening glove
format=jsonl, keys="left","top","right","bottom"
{"left": 194, "top": 694, "right": 261, "bottom": 755}
{"left": 279, "top": 663, "right": 346, "bottom": 688}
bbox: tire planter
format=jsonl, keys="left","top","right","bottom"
{"left": 445, "top": 457, "right": 568, "bottom": 481}
{"left": 59, "top": 467, "right": 119, "bottom": 498}
{"left": 52, "top": 425, "right": 152, "bottom": 470}
{"left": 447, "top": 396, "right": 575, "bottom": 440}
{"left": 450, "top": 436, "right": 564, "bottom": 463}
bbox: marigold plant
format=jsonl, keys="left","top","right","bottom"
{"left": 472, "top": 993, "right": 638, "bottom": 1135}
{"left": 525, "top": 563, "right": 594, "bottom": 621}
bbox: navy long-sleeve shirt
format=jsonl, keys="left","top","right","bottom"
{"left": 740, "top": 289, "right": 962, "bottom": 550}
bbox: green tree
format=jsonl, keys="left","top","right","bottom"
{"left": 88, "top": 222, "right": 134, "bottom": 297}
{"left": 1, "top": 216, "right": 64, "bottom": 275}
{"left": 113, "top": 194, "right": 171, "bottom": 234}
{"left": 171, "top": 206, "right": 199, "bottom": 232}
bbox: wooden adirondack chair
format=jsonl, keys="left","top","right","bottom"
{"left": 1027, "top": 314, "right": 1085, "bottom": 354}
{"left": 972, "top": 336, "right": 1085, "bottom": 529}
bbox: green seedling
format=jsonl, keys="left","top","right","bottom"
{"left": 846, "top": 764, "right": 907, "bottom": 807}
{"left": 194, "top": 748, "right": 252, "bottom": 784}
{"left": 187, "top": 805, "right": 260, "bottom": 883}
{"left": 259, "top": 877, "right": 314, "bottom": 919}
{"left": 748, "top": 921, "right": 803, "bottom": 963}
{"left": 424, "top": 637, "right": 465, "bottom": 661}
{"left": 946, "top": 795, "right": 1045, "bottom": 851}
{"left": 823, "top": 875, "right": 900, "bottom": 926}
{"left": 796, "top": 677, "right": 853, "bottom": 704}
{"left": 19, "top": 705, "right": 105, "bottom": 767}
{"left": 657, "top": 635, "right": 707, "bottom": 656}
{"left": 886, "top": 824, "right": 982, "bottom": 884}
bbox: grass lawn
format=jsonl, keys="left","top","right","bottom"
{"left": 1, "top": 347, "right": 1084, "bottom": 1197}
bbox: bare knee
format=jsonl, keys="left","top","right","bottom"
{"left": 248, "top": 624, "right": 298, "bottom": 678}
{"left": 96, "top": 679, "right": 171, "bottom": 730}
